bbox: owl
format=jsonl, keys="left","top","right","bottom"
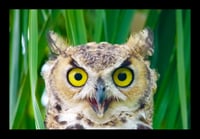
{"left": 41, "top": 28, "right": 158, "bottom": 129}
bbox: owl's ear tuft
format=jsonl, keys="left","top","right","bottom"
{"left": 47, "top": 31, "right": 68, "bottom": 55}
{"left": 126, "top": 28, "right": 154, "bottom": 58}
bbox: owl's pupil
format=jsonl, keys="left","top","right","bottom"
{"left": 118, "top": 73, "right": 127, "bottom": 81}
{"left": 75, "top": 73, "right": 82, "bottom": 81}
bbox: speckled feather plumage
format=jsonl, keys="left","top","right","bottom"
{"left": 72, "top": 42, "right": 129, "bottom": 72}
{"left": 41, "top": 28, "right": 158, "bottom": 129}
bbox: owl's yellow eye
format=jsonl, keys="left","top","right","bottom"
{"left": 112, "top": 67, "right": 134, "bottom": 87}
{"left": 67, "top": 68, "right": 88, "bottom": 87}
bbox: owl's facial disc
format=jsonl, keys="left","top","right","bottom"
{"left": 88, "top": 78, "right": 112, "bottom": 118}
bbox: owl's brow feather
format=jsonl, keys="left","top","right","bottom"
{"left": 120, "top": 58, "right": 131, "bottom": 67}
{"left": 70, "top": 59, "right": 80, "bottom": 67}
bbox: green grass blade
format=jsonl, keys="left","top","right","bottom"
{"left": 102, "top": 10, "right": 108, "bottom": 42}
{"left": 9, "top": 9, "right": 20, "bottom": 129}
{"left": 62, "top": 10, "right": 70, "bottom": 41}
{"left": 184, "top": 10, "right": 191, "bottom": 87}
{"left": 41, "top": 9, "right": 48, "bottom": 21}
{"left": 183, "top": 10, "right": 191, "bottom": 128}
{"left": 12, "top": 73, "right": 30, "bottom": 128}
{"left": 64, "top": 10, "right": 87, "bottom": 45}
{"left": 152, "top": 10, "right": 177, "bottom": 129}
{"left": 176, "top": 10, "right": 188, "bottom": 129}
{"left": 105, "top": 10, "right": 134, "bottom": 43}
{"left": 145, "top": 10, "right": 161, "bottom": 30}
{"left": 29, "top": 10, "right": 45, "bottom": 129}
{"left": 38, "top": 10, "right": 51, "bottom": 43}
{"left": 106, "top": 10, "right": 120, "bottom": 42}
{"left": 165, "top": 73, "right": 179, "bottom": 128}
{"left": 64, "top": 10, "right": 76, "bottom": 45}
{"left": 114, "top": 10, "right": 134, "bottom": 43}
{"left": 11, "top": 9, "right": 30, "bottom": 129}
{"left": 155, "top": 10, "right": 176, "bottom": 78}
{"left": 145, "top": 10, "right": 161, "bottom": 67}
{"left": 154, "top": 87, "right": 170, "bottom": 128}
{"left": 21, "top": 10, "right": 29, "bottom": 75}
{"left": 75, "top": 10, "right": 87, "bottom": 44}
{"left": 94, "top": 10, "right": 104, "bottom": 42}
{"left": 153, "top": 47, "right": 176, "bottom": 128}
{"left": 150, "top": 27, "right": 159, "bottom": 68}
{"left": 63, "top": 10, "right": 76, "bottom": 45}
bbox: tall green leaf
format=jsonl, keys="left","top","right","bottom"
{"left": 94, "top": 10, "right": 104, "bottom": 42}
{"left": 176, "top": 10, "right": 188, "bottom": 129}
{"left": 29, "top": 10, "right": 45, "bottom": 129}
{"left": 63, "top": 10, "right": 87, "bottom": 45}
{"left": 9, "top": 9, "right": 20, "bottom": 129}
{"left": 105, "top": 10, "right": 134, "bottom": 43}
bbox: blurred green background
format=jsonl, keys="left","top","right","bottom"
{"left": 9, "top": 9, "right": 190, "bottom": 129}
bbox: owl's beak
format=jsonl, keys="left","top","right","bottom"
{"left": 88, "top": 78, "right": 111, "bottom": 118}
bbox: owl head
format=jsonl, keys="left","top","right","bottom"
{"left": 41, "top": 28, "right": 158, "bottom": 128}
